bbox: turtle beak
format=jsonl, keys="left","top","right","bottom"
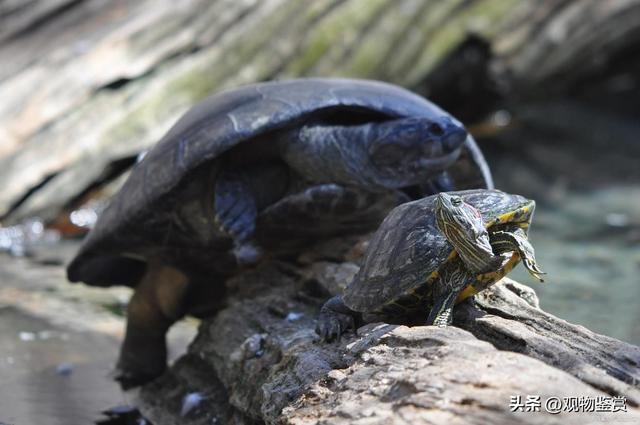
{"left": 436, "top": 193, "right": 453, "bottom": 209}
{"left": 440, "top": 118, "right": 467, "bottom": 153}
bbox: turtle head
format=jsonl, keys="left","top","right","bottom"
{"left": 366, "top": 116, "right": 467, "bottom": 188}
{"left": 435, "top": 193, "right": 480, "bottom": 241}
{"left": 435, "top": 193, "right": 498, "bottom": 274}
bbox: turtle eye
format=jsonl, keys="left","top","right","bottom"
{"left": 451, "top": 197, "right": 463, "bottom": 206}
{"left": 428, "top": 123, "right": 445, "bottom": 136}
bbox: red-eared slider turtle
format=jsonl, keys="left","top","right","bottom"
{"left": 66, "top": 78, "right": 492, "bottom": 387}
{"left": 317, "top": 189, "right": 545, "bottom": 341}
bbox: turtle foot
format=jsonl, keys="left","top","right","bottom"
{"left": 430, "top": 311, "right": 453, "bottom": 327}
{"left": 113, "top": 363, "right": 165, "bottom": 390}
{"left": 426, "top": 289, "right": 458, "bottom": 328}
{"left": 115, "top": 330, "right": 167, "bottom": 389}
{"left": 315, "top": 295, "right": 357, "bottom": 342}
{"left": 316, "top": 310, "right": 355, "bottom": 342}
{"left": 523, "top": 257, "right": 546, "bottom": 282}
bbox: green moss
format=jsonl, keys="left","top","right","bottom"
{"left": 99, "top": 1, "right": 311, "bottom": 147}
{"left": 404, "top": 0, "right": 519, "bottom": 86}
{"left": 384, "top": 0, "right": 463, "bottom": 83}
{"left": 284, "top": 0, "right": 390, "bottom": 77}
{"left": 98, "top": 0, "right": 522, "bottom": 151}
{"left": 343, "top": 0, "right": 423, "bottom": 77}
{"left": 166, "top": 1, "right": 310, "bottom": 102}
{"left": 96, "top": 79, "right": 169, "bottom": 151}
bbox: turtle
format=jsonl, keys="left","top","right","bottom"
{"left": 66, "top": 78, "right": 493, "bottom": 388}
{"left": 316, "top": 189, "right": 545, "bottom": 341}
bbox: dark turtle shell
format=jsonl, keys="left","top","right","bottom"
{"left": 68, "top": 78, "right": 492, "bottom": 286}
{"left": 343, "top": 189, "right": 535, "bottom": 312}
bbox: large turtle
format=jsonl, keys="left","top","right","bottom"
{"left": 317, "top": 189, "right": 545, "bottom": 341}
{"left": 67, "top": 78, "right": 492, "bottom": 387}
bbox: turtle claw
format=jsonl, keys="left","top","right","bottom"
{"left": 112, "top": 362, "right": 164, "bottom": 390}
{"left": 523, "top": 259, "right": 546, "bottom": 282}
{"left": 431, "top": 309, "right": 453, "bottom": 327}
{"left": 493, "top": 228, "right": 546, "bottom": 283}
{"left": 115, "top": 324, "right": 168, "bottom": 390}
{"left": 316, "top": 296, "right": 358, "bottom": 342}
{"left": 426, "top": 303, "right": 455, "bottom": 328}
{"left": 520, "top": 247, "right": 546, "bottom": 282}
{"left": 315, "top": 311, "right": 355, "bottom": 342}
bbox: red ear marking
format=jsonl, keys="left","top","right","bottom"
{"left": 469, "top": 205, "right": 481, "bottom": 219}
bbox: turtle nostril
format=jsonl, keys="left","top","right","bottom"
{"left": 429, "top": 123, "right": 445, "bottom": 136}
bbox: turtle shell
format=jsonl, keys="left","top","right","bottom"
{"left": 67, "top": 78, "right": 492, "bottom": 286}
{"left": 343, "top": 189, "right": 535, "bottom": 312}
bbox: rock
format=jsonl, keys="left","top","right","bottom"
{"left": 135, "top": 258, "right": 640, "bottom": 424}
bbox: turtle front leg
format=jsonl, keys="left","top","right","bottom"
{"left": 115, "top": 261, "right": 189, "bottom": 389}
{"left": 259, "top": 183, "right": 405, "bottom": 242}
{"left": 316, "top": 295, "right": 361, "bottom": 342}
{"left": 490, "top": 227, "right": 546, "bottom": 282}
{"left": 427, "top": 259, "right": 470, "bottom": 327}
{"left": 214, "top": 164, "right": 288, "bottom": 265}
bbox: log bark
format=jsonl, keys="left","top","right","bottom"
{"left": 135, "top": 249, "right": 640, "bottom": 424}
{"left": 2, "top": 0, "right": 640, "bottom": 223}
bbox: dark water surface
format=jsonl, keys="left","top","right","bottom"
{"left": 511, "top": 186, "right": 640, "bottom": 346}
{"left": 0, "top": 307, "right": 123, "bottom": 425}
{"left": 485, "top": 102, "right": 640, "bottom": 346}
{"left": 0, "top": 247, "right": 196, "bottom": 424}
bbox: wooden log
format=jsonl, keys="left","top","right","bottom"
{"left": 135, "top": 254, "right": 640, "bottom": 424}
{"left": 2, "top": 0, "right": 640, "bottom": 222}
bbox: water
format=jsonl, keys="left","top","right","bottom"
{"left": 511, "top": 186, "right": 640, "bottom": 345}
{"left": 0, "top": 248, "right": 196, "bottom": 425}
{"left": 0, "top": 307, "right": 123, "bottom": 425}
{"left": 484, "top": 102, "right": 640, "bottom": 346}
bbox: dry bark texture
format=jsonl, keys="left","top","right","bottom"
{"left": 2, "top": 0, "right": 640, "bottom": 222}
{"left": 136, "top": 254, "right": 640, "bottom": 425}
{"left": 132, "top": 253, "right": 640, "bottom": 424}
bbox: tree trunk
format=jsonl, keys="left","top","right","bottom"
{"left": 2, "top": 0, "right": 640, "bottom": 223}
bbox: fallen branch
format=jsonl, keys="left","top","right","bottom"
{"left": 136, "top": 256, "right": 640, "bottom": 424}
